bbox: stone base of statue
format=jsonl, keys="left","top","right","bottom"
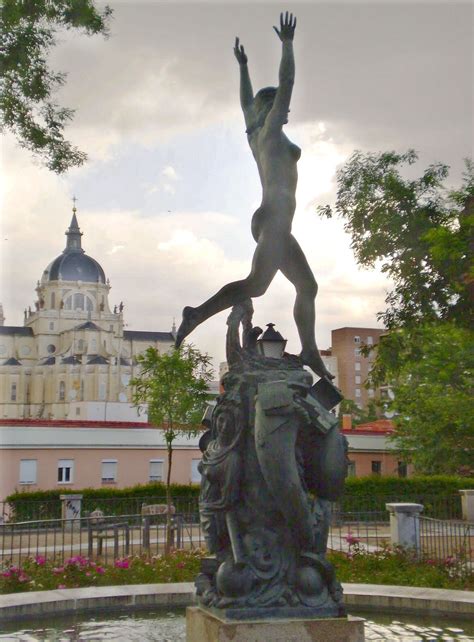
{"left": 194, "top": 301, "right": 348, "bottom": 625}
{"left": 186, "top": 606, "right": 365, "bottom": 642}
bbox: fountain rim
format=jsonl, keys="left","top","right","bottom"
{"left": 0, "top": 582, "right": 472, "bottom": 624}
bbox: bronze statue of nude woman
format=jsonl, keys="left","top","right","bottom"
{"left": 176, "top": 12, "right": 333, "bottom": 380}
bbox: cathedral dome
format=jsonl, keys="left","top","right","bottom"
{"left": 42, "top": 210, "right": 106, "bottom": 284}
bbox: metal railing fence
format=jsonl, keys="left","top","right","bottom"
{"left": 419, "top": 515, "right": 473, "bottom": 562}
{"left": 0, "top": 512, "right": 205, "bottom": 568}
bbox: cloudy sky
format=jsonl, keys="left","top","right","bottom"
{"left": 1, "top": 0, "right": 472, "bottom": 372}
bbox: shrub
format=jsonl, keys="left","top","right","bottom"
{"left": 6, "top": 475, "right": 473, "bottom": 522}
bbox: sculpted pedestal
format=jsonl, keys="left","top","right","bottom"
{"left": 193, "top": 303, "right": 352, "bottom": 628}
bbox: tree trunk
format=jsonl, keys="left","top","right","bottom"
{"left": 165, "top": 443, "right": 173, "bottom": 554}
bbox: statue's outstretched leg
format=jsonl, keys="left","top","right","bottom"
{"left": 280, "top": 236, "right": 334, "bottom": 380}
{"left": 175, "top": 237, "right": 280, "bottom": 348}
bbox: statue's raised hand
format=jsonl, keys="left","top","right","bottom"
{"left": 273, "top": 11, "right": 296, "bottom": 42}
{"left": 234, "top": 37, "right": 248, "bottom": 65}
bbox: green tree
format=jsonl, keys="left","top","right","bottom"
{"left": 319, "top": 151, "right": 474, "bottom": 473}
{"left": 1, "top": 0, "right": 112, "bottom": 173}
{"left": 318, "top": 151, "right": 473, "bottom": 328}
{"left": 370, "top": 323, "right": 474, "bottom": 474}
{"left": 131, "top": 345, "right": 213, "bottom": 550}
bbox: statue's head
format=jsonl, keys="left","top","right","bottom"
{"left": 213, "top": 402, "right": 240, "bottom": 448}
{"left": 253, "top": 87, "right": 278, "bottom": 126}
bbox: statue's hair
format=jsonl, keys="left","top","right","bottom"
{"left": 254, "top": 87, "right": 277, "bottom": 103}
{"left": 246, "top": 87, "right": 278, "bottom": 136}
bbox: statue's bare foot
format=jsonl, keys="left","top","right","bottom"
{"left": 300, "top": 349, "right": 335, "bottom": 380}
{"left": 175, "top": 306, "right": 201, "bottom": 348}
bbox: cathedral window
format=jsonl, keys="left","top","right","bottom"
{"left": 10, "top": 383, "right": 17, "bottom": 401}
{"left": 59, "top": 381, "right": 66, "bottom": 401}
{"left": 51, "top": 292, "right": 56, "bottom": 308}
{"left": 73, "top": 293, "right": 84, "bottom": 310}
{"left": 64, "top": 293, "right": 94, "bottom": 311}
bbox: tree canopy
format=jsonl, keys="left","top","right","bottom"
{"left": 1, "top": 0, "right": 112, "bottom": 173}
{"left": 132, "top": 345, "right": 213, "bottom": 448}
{"left": 318, "top": 151, "right": 473, "bottom": 329}
{"left": 370, "top": 323, "right": 473, "bottom": 475}
{"left": 319, "top": 151, "right": 473, "bottom": 474}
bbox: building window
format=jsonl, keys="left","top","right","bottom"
{"left": 355, "top": 388, "right": 361, "bottom": 398}
{"left": 355, "top": 362, "right": 361, "bottom": 371}
{"left": 398, "top": 461, "right": 408, "bottom": 478}
{"left": 101, "top": 460, "right": 117, "bottom": 483}
{"left": 368, "top": 388, "right": 375, "bottom": 398}
{"left": 371, "top": 460, "right": 382, "bottom": 475}
{"left": 354, "top": 336, "right": 361, "bottom": 344}
{"left": 59, "top": 381, "right": 66, "bottom": 401}
{"left": 20, "top": 459, "right": 37, "bottom": 484}
{"left": 11, "top": 383, "right": 17, "bottom": 401}
{"left": 99, "top": 381, "right": 107, "bottom": 401}
{"left": 49, "top": 322, "right": 54, "bottom": 331}
{"left": 367, "top": 336, "right": 373, "bottom": 345}
{"left": 347, "top": 461, "right": 356, "bottom": 478}
{"left": 73, "top": 293, "right": 85, "bottom": 310}
{"left": 149, "top": 460, "right": 164, "bottom": 482}
{"left": 58, "top": 459, "right": 74, "bottom": 483}
{"left": 75, "top": 407, "right": 81, "bottom": 416}
{"left": 51, "top": 292, "right": 56, "bottom": 308}
{"left": 354, "top": 348, "right": 361, "bottom": 357}
{"left": 191, "top": 459, "right": 202, "bottom": 483}
{"left": 355, "top": 375, "right": 361, "bottom": 385}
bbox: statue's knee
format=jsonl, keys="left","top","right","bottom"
{"left": 250, "top": 280, "right": 269, "bottom": 298}
{"left": 300, "top": 278, "right": 318, "bottom": 299}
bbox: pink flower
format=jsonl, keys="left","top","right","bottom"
{"left": 344, "top": 535, "right": 360, "bottom": 546}
{"left": 1, "top": 570, "right": 12, "bottom": 578}
{"left": 85, "top": 571, "right": 91, "bottom": 577}
{"left": 57, "top": 584, "right": 66, "bottom": 589}
{"left": 96, "top": 566, "right": 105, "bottom": 575}
{"left": 53, "top": 566, "right": 64, "bottom": 575}
{"left": 176, "top": 562, "right": 185, "bottom": 569}
{"left": 18, "top": 573, "right": 29, "bottom": 583}
{"left": 34, "top": 555, "right": 46, "bottom": 566}
{"left": 114, "top": 559, "right": 130, "bottom": 569}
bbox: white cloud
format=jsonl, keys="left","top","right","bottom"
{"left": 162, "top": 165, "right": 179, "bottom": 181}
{"left": 107, "top": 245, "right": 125, "bottom": 255}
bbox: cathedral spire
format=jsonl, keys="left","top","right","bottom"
{"left": 65, "top": 197, "right": 84, "bottom": 253}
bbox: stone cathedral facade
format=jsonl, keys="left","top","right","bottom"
{"left": 0, "top": 208, "right": 175, "bottom": 421}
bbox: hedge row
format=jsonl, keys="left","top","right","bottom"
{"left": 5, "top": 476, "right": 473, "bottom": 522}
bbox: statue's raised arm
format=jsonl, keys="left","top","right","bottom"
{"left": 234, "top": 37, "right": 254, "bottom": 130}
{"left": 264, "top": 12, "right": 296, "bottom": 132}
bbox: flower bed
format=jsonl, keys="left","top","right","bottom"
{"left": 0, "top": 544, "right": 472, "bottom": 594}
{"left": 0, "top": 549, "right": 202, "bottom": 594}
{"left": 329, "top": 541, "right": 473, "bottom": 591}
